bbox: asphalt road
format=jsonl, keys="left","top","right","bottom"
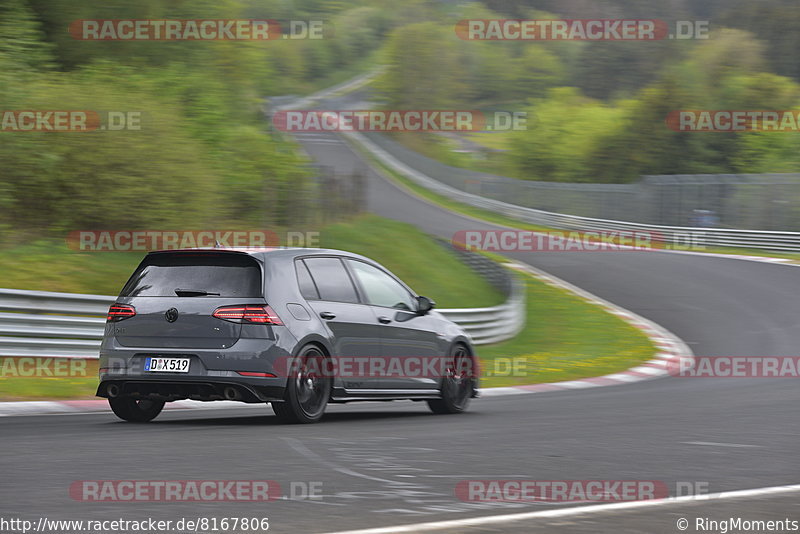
{"left": 2, "top": 122, "right": 800, "bottom": 533}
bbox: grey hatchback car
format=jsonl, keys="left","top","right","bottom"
{"left": 97, "top": 248, "right": 477, "bottom": 423}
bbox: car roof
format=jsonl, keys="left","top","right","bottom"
{"left": 146, "top": 247, "right": 373, "bottom": 262}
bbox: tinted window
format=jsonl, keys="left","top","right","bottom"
{"left": 295, "top": 260, "right": 319, "bottom": 300}
{"left": 120, "top": 253, "right": 262, "bottom": 297}
{"left": 303, "top": 257, "right": 359, "bottom": 303}
{"left": 347, "top": 260, "right": 416, "bottom": 311}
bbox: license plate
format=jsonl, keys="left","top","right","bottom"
{"left": 144, "top": 357, "right": 190, "bottom": 373}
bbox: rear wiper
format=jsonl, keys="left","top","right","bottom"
{"left": 174, "top": 288, "right": 220, "bottom": 297}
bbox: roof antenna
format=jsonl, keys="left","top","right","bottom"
{"left": 214, "top": 240, "right": 222, "bottom": 248}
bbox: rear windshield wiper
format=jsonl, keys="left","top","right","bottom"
{"left": 174, "top": 288, "right": 221, "bottom": 297}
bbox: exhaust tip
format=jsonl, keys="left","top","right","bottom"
{"left": 223, "top": 386, "right": 240, "bottom": 401}
{"left": 107, "top": 384, "right": 120, "bottom": 398}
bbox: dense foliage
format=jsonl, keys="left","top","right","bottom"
{"left": 0, "top": 0, "right": 401, "bottom": 239}
{"left": 376, "top": 1, "right": 800, "bottom": 182}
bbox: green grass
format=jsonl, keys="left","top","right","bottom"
{"left": 0, "top": 378, "right": 99, "bottom": 400}
{"left": 0, "top": 216, "right": 504, "bottom": 307}
{"left": 466, "top": 131, "right": 514, "bottom": 151}
{"left": 0, "top": 241, "right": 144, "bottom": 295}
{"left": 389, "top": 132, "right": 518, "bottom": 176}
{"left": 0, "top": 360, "right": 98, "bottom": 401}
{"left": 478, "top": 275, "right": 655, "bottom": 388}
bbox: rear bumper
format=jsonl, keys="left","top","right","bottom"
{"left": 97, "top": 336, "right": 295, "bottom": 402}
{"left": 96, "top": 377, "right": 285, "bottom": 403}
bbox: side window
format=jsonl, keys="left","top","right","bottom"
{"left": 347, "top": 260, "right": 416, "bottom": 311}
{"left": 295, "top": 260, "right": 319, "bottom": 300}
{"left": 303, "top": 257, "right": 359, "bottom": 304}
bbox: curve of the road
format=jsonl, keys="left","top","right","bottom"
{"left": 2, "top": 107, "right": 800, "bottom": 534}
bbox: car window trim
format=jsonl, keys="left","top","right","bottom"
{"left": 119, "top": 251, "right": 265, "bottom": 298}
{"left": 344, "top": 258, "right": 418, "bottom": 311}
{"left": 295, "top": 259, "right": 321, "bottom": 300}
{"left": 298, "top": 255, "right": 364, "bottom": 305}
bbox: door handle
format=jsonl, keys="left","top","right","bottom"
{"left": 319, "top": 312, "right": 336, "bottom": 319}
{"left": 378, "top": 316, "right": 392, "bottom": 324}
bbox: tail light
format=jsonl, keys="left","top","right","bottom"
{"left": 212, "top": 305, "right": 283, "bottom": 325}
{"left": 107, "top": 304, "right": 136, "bottom": 322}
{"left": 237, "top": 371, "right": 277, "bottom": 377}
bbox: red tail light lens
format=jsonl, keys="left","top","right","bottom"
{"left": 212, "top": 305, "right": 283, "bottom": 325}
{"left": 107, "top": 304, "right": 136, "bottom": 322}
{"left": 236, "top": 371, "right": 277, "bottom": 377}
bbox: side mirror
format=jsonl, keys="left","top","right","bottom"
{"left": 416, "top": 296, "right": 435, "bottom": 315}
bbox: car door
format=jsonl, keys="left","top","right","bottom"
{"left": 300, "top": 257, "right": 382, "bottom": 391}
{"left": 345, "top": 259, "right": 444, "bottom": 391}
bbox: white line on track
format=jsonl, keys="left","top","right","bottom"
{"left": 682, "top": 441, "right": 762, "bottom": 448}
{"left": 320, "top": 484, "right": 800, "bottom": 534}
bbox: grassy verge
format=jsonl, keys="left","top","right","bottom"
{"left": 0, "top": 242, "right": 144, "bottom": 295}
{"left": 478, "top": 274, "right": 654, "bottom": 388}
{"left": 0, "top": 359, "right": 98, "bottom": 401}
{"left": 465, "top": 131, "right": 515, "bottom": 151}
{"left": 390, "top": 132, "right": 518, "bottom": 177}
{"left": 0, "top": 216, "right": 502, "bottom": 307}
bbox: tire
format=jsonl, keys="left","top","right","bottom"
{"left": 427, "top": 344, "right": 474, "bottom": 415}
{"left": 272, "top": 345, "right": 331, "bottom": 424}
{"left": 108, "top": 397, "right": 165, "bottom": 422}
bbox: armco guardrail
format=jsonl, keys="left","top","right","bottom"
{"left": 361, "top": 131, "right": 800, "bottom": 231}
{"left": 0, "top": 279, "right": 525, "bottom": 359}
{"left": 269, "top": 68, "right": 384, "bottom": 115}
{"left": 345, "top": 132, "right": 800, "bottom": 253}
{"left": 439, "top": 276, "right": 525, "bottom": 345}
{"left": 0, "top": 289, "right": 109, "bottom": 358}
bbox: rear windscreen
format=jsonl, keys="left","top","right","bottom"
{"left": 120, "top": 253, "right": 262, "bottom": 297}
